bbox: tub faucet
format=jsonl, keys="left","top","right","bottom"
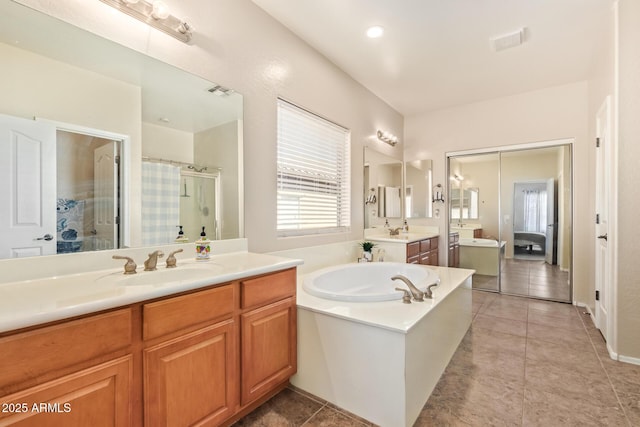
{"left": 144, "top": 250, "right": 164, "bottom": 271}
{"left": 391, "top": 275, "right": 424, "bottom": 302}
{"left": 425, "top": 283, "right": 439, "bottom": 299}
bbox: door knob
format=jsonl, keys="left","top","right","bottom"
{"left": 35, "top": 233, "right": 53, "bottom": 241}
{"left": 597, "top": 234, "right": 608, "bottom": 241}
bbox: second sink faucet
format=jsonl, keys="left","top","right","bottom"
{"left": 144, "top": 250, "right": 164, "bottom": 271}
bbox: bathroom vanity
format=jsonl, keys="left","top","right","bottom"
{"left": 0, "top": 252, "right": 300, "bottom": 427}
{"left": 367, "top": 232, "right": 440, "bottom": 266}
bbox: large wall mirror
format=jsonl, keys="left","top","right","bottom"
{"left": 363, "top": 147, "right": 402, "bottom": 229}
{"left": 0, "top": 1, "right": 243, "bottom": 259}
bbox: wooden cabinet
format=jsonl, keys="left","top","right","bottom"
{"left": 406, "top": 236, "right": 439, "bottom": 266}
{"left": 144, "top": 320, "right": 237, "bottom": 427}
{"left": 0, "top": 267, "right": 298, "bottom": 427}
{"left": 0, "top": 356, "right": 132, "bottom": 427}
{"left": 239, "top": 269, "right": 297, "bottom": 406}
{"left": 448, "top": 232, "right": 460, "bottom": 267}
{"left": 473, "top": 228, "right": 483, "bottom": 238}
{"left": 0, "top": 309, "right": 133, "bottom": 427}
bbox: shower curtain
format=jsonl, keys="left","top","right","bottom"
{"left": 141, "top": 161, "right": 181, "bottom": 246}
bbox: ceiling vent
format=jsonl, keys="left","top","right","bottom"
{"left": 490, "top": 28, "right": 526, "bottom": 52}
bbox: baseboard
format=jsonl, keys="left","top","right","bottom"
{"left": 574, "top": 301, "right": 598, "bottom": 326}
{"left": 618, "top": 354, "right": 640, "bottom": 366}
{"left": 574, "top": 303, "right": 640, "bottom": 365}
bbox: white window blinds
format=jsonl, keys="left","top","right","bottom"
{"left": 277, "top": 99, "right": 351, "bottom": 236}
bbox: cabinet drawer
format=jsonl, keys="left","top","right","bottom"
{"left": 241, "top": 268, "right": 296, "bottom": 310}
{"left": 407, "top": 255, "right": 420, "bottom": 264}
{"left": 143, "top": 284, "right": 234, "bottom": 340}
{"left": 0, "top": 356, "right": 132, "bottom": 427}
{"left": 407, "top": 242, "right": 420, "bottom": 258}
{"left": 419, "top": 239, "right": 431, "bottom": 253}
{"left": 0, "top": 309, "right": 132, "bottom": 390}
{"left": 449, "top": 233, "right": 459, "bottom": 244}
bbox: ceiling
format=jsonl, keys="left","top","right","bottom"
{"left": 252, "top": 0, "right": 611, "bottom": 116}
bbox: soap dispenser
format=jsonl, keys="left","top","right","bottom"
{"left": 175, "top": 225, "right": 189, "bottom": 243}
{"left": 402, "top": 220, "right": 409, "bottom": 234}
{"left": 195, "top": 226, "right": 211, "bottom": 260}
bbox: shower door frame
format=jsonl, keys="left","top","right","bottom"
{"left": 446, "top": 138, "right": 574, "bottom": 303}
{"left": 180, "top": 169, "right": 222, "bottom": 241}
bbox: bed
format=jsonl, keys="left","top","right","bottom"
{"left": 513, "top": 231, "right": 546, "bottom": 254}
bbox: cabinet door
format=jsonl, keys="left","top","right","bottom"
{"left": 0, "top": 356, "right": 132, "bottom": 427}
{"left": 240, "top": 297, "right": 296, "bottom": 406}
{"left": 144, "top": 320, "right": 237, "bottom": 427}
{"left": 429, "top": 249, "right": 439, "bottom": 266}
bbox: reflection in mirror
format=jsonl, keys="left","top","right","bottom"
{"left": 363, "top": 147, "right": 403, "bottom": 229}
{"left": 0, "top": 1, "right": 243, "bottom": 259}
{"left": 405, "top": 159, "right": 433, "bottom": 218}
{"left": 450, "top": 188, "right": 479, "bottom": 220}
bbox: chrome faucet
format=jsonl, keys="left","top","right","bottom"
{"left": 144, "top": 250, "right": 164, "bottom": 271}
{"left": 112, "top": 255, "right": 137, "bottom": 274}
{"left": 166, "top": 249, "right": 183, "bottom": 268}
{"left": 391, "top": 275, "right": 424, "bottom": 302}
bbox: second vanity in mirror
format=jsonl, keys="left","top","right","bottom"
{"left": 0, "top": 1, "right": 243, "bottom": 260}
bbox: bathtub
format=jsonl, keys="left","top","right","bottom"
{"left": 459, "top": 238, "right": 506, "bottom": 275}
{"left": 302, "top": 262, "right": 440, "bottom": 302}
{"left": 293, "top": 263, "right": 473, "bottom": 427}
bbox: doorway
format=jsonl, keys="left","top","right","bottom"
{"left": 448, "top": 141, "right": 573, "bottom": 303}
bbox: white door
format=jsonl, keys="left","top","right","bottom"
{"left": 94, "top": 141, "right": 118, "bottom": 250}
{"left": 595, "top": 98, "right": 611, "bottom": 339}
{"left": 0, "top": 114, "right": 56, "bottom": 258}
{"left": 545, "top": 178, "right": 555, "bottom": 264}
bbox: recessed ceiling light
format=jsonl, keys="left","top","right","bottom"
{"left": 366, "top": 26, "right": 384, "bottom": 39}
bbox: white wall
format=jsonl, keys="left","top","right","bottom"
{"left": 14, "top": 0, "right": 404, "bottom": 254}
{"left": 616, "top": 0, "right": 640, "bottom": 360}
{"left": 142, "top": 122, "right": 194, "bottom": 163}
{"left": 405, "top": 82, "right": 590, "bottom": 304}
{"left": 195, "top": 120, "right": 241, "bottom": 240}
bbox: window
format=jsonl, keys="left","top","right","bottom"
{"left": 277, "top": 99, "right": 351, "bottom": 236}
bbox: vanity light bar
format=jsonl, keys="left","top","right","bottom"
{"left": 99, "top": 0, "right": 192, "bottom": 43}
{"left": 377, "top": 130, "right": 399, "bottom": 146}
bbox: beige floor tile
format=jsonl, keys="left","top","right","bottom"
{"left": 473, "top": 312, "right": 528, "bottom": 337}
{"left": 526, "top": 322, "right": 592, "bottom": 351}
{"left": 522, "top": 388, "right": 627, "bottom": 426}
{"left": 524, "top": 359, "right": 619, "bottom": 407}
{"left": 233, "top": 388, "right": 324, "bottom": 426}
{"left": 527, "top": 308, "right": 585, "bottom": 331}
{"left": 303, "top": 407, "right": 370, "bottom": 427}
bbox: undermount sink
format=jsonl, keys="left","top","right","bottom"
{"left": 97, "top": 264, "right": 220, "bottom": 287}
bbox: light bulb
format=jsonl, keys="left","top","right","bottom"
{"left": 366, "top": 26, "right": 384, "bottom": 39}
{"left": 151, "top": 1, "right": 170, "bottom": 19}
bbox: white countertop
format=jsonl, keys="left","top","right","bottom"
{"left": 296, "top": 265, "right": 473, "bottom": 333}
{"left": 366, "top": 232, "right": 439, "bottom": 244}
{"left": 0, "top": 251, "right": 302, "bottom": 334}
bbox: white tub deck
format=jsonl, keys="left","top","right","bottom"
{"left": 292, "top": 266, "right": 473, "bottom": 427}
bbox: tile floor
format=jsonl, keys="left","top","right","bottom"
{"left": 233, "top": 291, "right": 640, "bottom": 426}
{"left": 501, "top": 259, "right": 570, "bottom": 301}
{"left": 472, "top": 259, "right": 570, "bottom": 303}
